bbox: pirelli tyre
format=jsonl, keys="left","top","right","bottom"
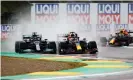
{"left": 79, "top": 41, "right": 87, "bottom": 53}
{"left": 88, "top": 41, "right": 98, "bottom": 54}
{"left": 59, "top": 42, "right": 67, "bottom": 54}
{"left": 48, "top": 42, "right": 56, "bottom": 53}
{"left": 124, "top": 41, "right": 129, "bottom": 46}
{"left": 129, "top": 37, "right": 133, "bottom": 44}
{"left": 100, "top": 37, "right": 107, "bottom": 46}
{"left": 15, "top": 41, "right": 25, "bottom": 53}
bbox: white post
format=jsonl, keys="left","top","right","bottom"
{"left": 56, "top": 34, "right": 67, "bottom": 55}
{"left": 56, "top": 34, "right": 59, "bottom": 55}
{"left": 111, "top": 21, "right": 116, "bottom": 35}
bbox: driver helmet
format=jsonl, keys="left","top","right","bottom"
{"left": 83, "top": 38, "right": 86, "bottom": 41}
{"left": 69, "top": 32, "right": 77, "bottom": 38}
{"left": 120, "top": 29, "right": 124, "bottom": 34}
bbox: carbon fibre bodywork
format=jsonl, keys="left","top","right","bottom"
{"left": 58, "top": 32, "right": 98, "bottom": 54}
{"left": 15, "top": 32, "right": 56, "bottom": 53}
{"left": 100, "top": 31, "right": 133, "bottom": 46}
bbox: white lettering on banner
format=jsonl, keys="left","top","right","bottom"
{"left": 128, "top": 15, "right": 133, "bottom": 24}
{"left": 67, "top": 4, "right": 90, "bottom": 14}
{"left": 35, "top": 4, "right": 58, "bottom": 14}
{"left": 99, "top": 4, "right": 120, "bottom": 14}
{"left": 98, "top": 3, "right": 120, "bottom": 24}
{"left": 96, "top": 24, "right": 110, "bottom": 31}
{"left": 98, "top": 15, "right": 120, "bottom": 24}
{"left": 78, "top": 24, "right": 91, "bottom": 32}
{"left": 35, "top": 4, "right": 59, "bottom": 23}
{"left": 129, "top": 4, "right": 133, "bottom": 14}
{"left": 67, "top": 15, "right": 90, "bottom": 24}
{"left": 67, "top": 3, "right": 90, "bottom": 27}
{"left": 114, "top": 24, "right": 128, "bottom": 31}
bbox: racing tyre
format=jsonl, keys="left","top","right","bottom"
{"left": 124, "top": 41, "right": 129, "bottom": 46}
{"left": 48, "top": 42, "right": 56, "bottom": 53}
{"left": 15, "top": 41, "right": 24, "bottom": 53}
{"left": 80, "top": 41, "right": 87, "bottom": 53}
{"left": 59, "top": 42, "right": 68, "bottom": 54}
{"left": 88, "top": 41, "right": 98, "bottom": 54}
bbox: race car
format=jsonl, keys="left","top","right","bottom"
{"left": 58, "top": 32, "right": 98, "bottom": 54}
{"left": 15, "top": 32, "right": 56, "bottom": 53}
{"left": 100, "top": 29, "right": 133, "bottom": 46}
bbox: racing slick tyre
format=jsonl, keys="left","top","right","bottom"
{"left": 100, "top": 37, "right": 107, "bottom": 46}
{"left": 129, "top": 37, "right": 133, "bottom": 44}
{"left": 15, "top": 41, "right": 25, "bottom": 53}
{"left": 80, "top": 41, "right": 87, "bottom": 53}
{"left": 59, "top": 42, "right": 68, "bottom": 54}
{"left": 124, "top": 41, "right": 129, "bottom": 46}
{"left": 48, "top": 42, "right": 56, "bottom": 53}
{"left": 88, "top": 41, "right": 98, "bottom": 54}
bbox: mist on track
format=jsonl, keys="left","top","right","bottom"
{"left": 2, "top": 11, "right": 103, "bottom": 52}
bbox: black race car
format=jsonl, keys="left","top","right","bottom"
{"left": 15, "top": 32, "right": 56, "bottom": 53}
{"left": 100, "top": 30, "right": 133, "bottom": 46}
{"left": 58, "top": 32, "right": 98, "bottom": 54}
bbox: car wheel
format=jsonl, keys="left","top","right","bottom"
{"left": 124, "top": 41, "right": 129, "bottom": 46}
{"left": 88, "top": 41, "right": 98, "bottom": 54}
{"left": 15, "top": 41, "right": 24, "bottom": 53}
{"left": 48, "top": 42, "right": 56, "bottom": 53}
{"left": 80, "top": 41, "right": 87, "bottom": 53}
{"left": 59, "top": 42, "right": 68, "bottom": 54}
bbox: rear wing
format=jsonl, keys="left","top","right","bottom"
{"left": 115, "top": 30, "right": 133, "bottom": 34}
{"left": 23, "top": 35, "right": 31, "bottom": 39}
{"left": 128, "top": 31, "right": 133, "bottom": 33}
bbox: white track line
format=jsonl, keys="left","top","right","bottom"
{"left": 21, "top": 69, "right": 133, "bottom": 80}
{"left": 79, "top": 57, "right": 124, "bottom": 61}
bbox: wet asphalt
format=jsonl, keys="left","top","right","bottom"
{"left": 1, "top": 43, "right": 133, "bottom": 80}
{"left": 76, "top": 44, "right": 133, "bottom": 80}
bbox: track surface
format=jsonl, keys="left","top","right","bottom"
{"left": 93, "top": 45, "right": 133, "bottom": 80}
{"left": 64, "top": 45, "right": 133, "bottom": 80}
{"left": 1, "top": 44, "right": 133, "bottom": 80}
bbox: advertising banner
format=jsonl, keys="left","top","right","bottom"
{"left": 35, "top": 3, "right": 59, "bottom": 23}
{"left": 67, "top": 3, "right": 91, "bottom": 32}
{"left": 96, "top": 24, "right": 110, "bottom": 31}
{"left": 128, "top": 3, "right": 133, "bottom": 24}
{"left": 1, "top": 24, "right": 16, "bottom": 41}
{"left": 98, "top": 3, "right": 120, "bottom": 24}
{"left": 31, "top": 3, "right": 133, "bottom": 37}
{"left": 114, "top": 24, "right": 128, "bottom": 32}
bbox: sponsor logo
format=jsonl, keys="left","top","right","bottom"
{"left": 1, "top": 24, "right": 15, "bottom": 40}
{"left": 67, "top": 3, "right": 90, "bottom": 15}
{"left": 35, "top": 3, "right": 59, "bottom": 22}
{"left": 1, "top": 32, "right": 9, "bottom": 40}
{"left": 128, "top": 3, "right": 133, "bottom": 24}
{"left": 96, "top": 24, "right": 110, "bottom": 31}
{"left": 67, "top": 3, "right": 91, "bottom": 31}
{"left": 1, "top": 24, "right": 15, "bottom": 32}
{"left": 98, "top": 3, "right": 120, "bottom": 24}
{"left": 114, "top": 24, "right": 128, "bottom": 31}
